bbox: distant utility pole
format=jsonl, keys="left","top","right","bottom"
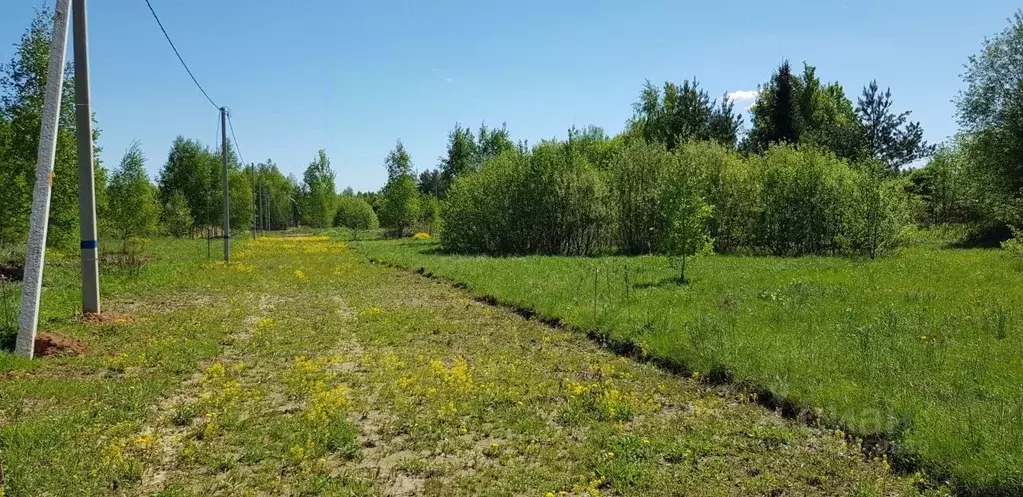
{"left": 16, "top": 0, "right": 72, "bottom": 358}
{"left": 73, "top": 0, "right": 100, "bottom": 315}
{"left": 251, "top": 163, "right": 257, "bottom": 240}
{"left": 263, "top": 187, "right": 270, "bottom": 231}
{"left": 221, "top": 107, "right": 230, "bottom": 262}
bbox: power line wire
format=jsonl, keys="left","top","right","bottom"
{"left": 143, "top": 0, "right": 219, "bottom": 110}
{"left": 226, "top": 110, "right": 244, "bottom": 166}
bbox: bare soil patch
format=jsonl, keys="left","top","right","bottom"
{"left": 82, "top": 311, "right": 136, "bottom": 326}
{"left": 34, "top": 332, "right": 86, "bottom": 357}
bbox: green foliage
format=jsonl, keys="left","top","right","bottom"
{"left": 155, "top": 136, "right": 253, "bottom": 235}
{"left": 849, "top": 164, "right": 912, "bottom": 258}
{"left": 157, "top": 137, "right": 220, "bottom": 229}
{"left": 333, "top": 196, "right": 378, "bottom": 230}
{"left": 767, "top": 60, "right": 798, "bottom": 145}
{"left": 445, "top": 131, "right": 909, "bottom": 259}
{"left": 0, "top": 112, "right": 27, "bottom": 246}
{"left": 1002, "top": 225, "right": 1023, "bottom": 268}
{"left": 435, "top": 123, "right": 515, "bottom": 198}
{"left": 630, "top": 80, "right": 741, "bottom": 150}
{"left": 107, "top": 142, "right": 159, "bottom": 246}
{"left": 955, "top": 11, "right": 1023, "bottom": 228}
{"left": 228, "top": 169, "right": 254, "bottom": 232}
{"left": 418, "top": 195, "right": 440, "bottom": 235}
{"left": 384, "top": 139, "right": 412, "bottom": 181}
{"left": 442, "top": 136, "right": 614, "bottom": 255}
{"left": 438, "top": 124, "right": 479, "bottom": 197}
{"left": 609, "top": 140, "right": 672, "bottom": 254}
{"left": 682, "top": 141, "right": 758, "bottom": 253}
{"left": 162, "top": 191, "right": 193, "bottom": 237}
{"left": 663, "top": 152, "right": 713, "bottom": 282}
{"left": 300, "top": 150, "right": 336, "bottom": 228}
{"left": 707, "top": 94, "right": 743, "bottom": 148}
{"left": 746, "top": 62, "right": 865, "bottom": 161}
{"left": 0, "top": 9, "right": 107, "bottom": 248}
{"left": 753, "top": 146, "right": 851, "bottom": 255}
{"left": 857, "top": 81, "right": 934, "bottom": 172}
{"left": 252, "top": 161, "right": 300, "bottom": 231}
{"left": 906, "top": 145, "right": 973, "bottom": 225}
{"left": 417, "top": 168, "right": 443, "bottom": 196}
{"left": 378, "top": 174, "right": 420, "bottom": 236}
{"left": 476, "top": 122, "right": 514, "bottom": 163}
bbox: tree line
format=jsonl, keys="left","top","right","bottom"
{"left": 906, "top": 12, "right": 1023, "bottom": 243}
{"left": 413, "top": 11, "right": 1023, "bottom": 277}
{"left": 0, "top": 10, "right": 391, "bottom": 251}
{"left": 4, "top": 9, "right": 1022, "bottom": 263}
{"left": 415, "top": 62, "right": 932, "bottom": 275}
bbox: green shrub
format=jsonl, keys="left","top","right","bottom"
{"left": 663, "top": 149, "right": 713, "bottom": 282}
{"left": 751, "top": 145, "right": 857, "bottom": 256}
{"left": 440, "top": 151, "right": 521, "bottom": 254}
{"left": 419, "top": 195, "right": 440, "bottom": 235}
{"left": 162, "top": 191, "right": 194, "bottom": 238}
{"left": 378, "top": 175, "right": 420, "bottom": 237}
{"left": 442, "top": 139, "right": 911, "bottom": 259}
{"left": 609, "top": 140, "right": 672, "bottom": 254}
{"left": 680, "top": 141, "right": 757, "bottom": 253}
{"left": 906, "top": 145, "right": 973, "bottom": 225}
{"left": 333, "top": 196, "right": 379, "bottom": 230}
{"left": 531, "top": 141, "right": 613, "bottom": 255}
{"left": 1002, "top": 225, "right": 1023, "bottom": 268}
{"left": 441, "top": 141, "right": 613, "bottom": 255}
{"left": 849, "top": 165, "right": 912, "bottom": 258}
{"left": 108, "top": 142, "right": 160, "bottom": 248}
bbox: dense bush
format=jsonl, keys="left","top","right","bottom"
{"left": 609, "top": 140, "right": 672, "bottom": 254}
{"left": 162, "top": 191, "right": 194, "bottom": 238}
{"left": 849, "top": 165, "right": 913, "bottom": 258}
{"left": 377, "top": 174, "right": 420, "bottom": 236}
{"left": 442, "top": 141, "right": 613, "bottom": 255}
{"left": 333, "top": 196, "right": 379, "bottom": 230}
{"left": 906, "top": 145, "right": 974, "bottom": 225}
{"left": 443, "top": 137, "right": 912, "bottom": 259}
{"left": 419, "top": 195, "right": 440, "bottom": 235}
{"left": 662, "top": 148, "right": 713, "bottom": 281}
{"left": 682, "top": 141, "right": 758, "bottom": 253}
{"left": 751, "top": 146, "right": 859, "bottom": 256}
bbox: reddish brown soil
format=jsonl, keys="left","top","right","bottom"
{"left": 82, "top": 311, "right": 135, "bottom": 325}
{"left": 34, "top": 332, "right": 86, "bottom": 357}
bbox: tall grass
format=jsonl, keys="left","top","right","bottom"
{"left": 358, "top": 235, "right": 1023, "bottom": 493}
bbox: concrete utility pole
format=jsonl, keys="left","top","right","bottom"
{"left": 73, "top": 0, "right": 100, "bottom": 315}
{"left": 16, "top": 0, "right": 73, "bottom": 358}
{"left": 221, "top": 107, "right": 230, "bottom": 262}
{"left": 263, "top": 187, "right": 270, "bottom": 231}
{"left": 251, "top": 164, "right": 257, "bottom": 240}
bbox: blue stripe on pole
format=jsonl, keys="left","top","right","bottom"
{"left": 80, "top": 240, "right": 98, "bottom": 249}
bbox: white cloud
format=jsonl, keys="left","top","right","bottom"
{"left": 445, "top": 77, "right": 454, "bottom": 83}
{"left": 726, "top": 89, "right": 759, "bottom": 102}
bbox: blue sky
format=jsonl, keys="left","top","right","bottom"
{"left": 1, "top": 1, "right": 1019, "bottom": 191}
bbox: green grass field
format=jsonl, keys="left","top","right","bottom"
{"left": 355, "top": 232, "right": 1023, "bottom": 494}
{"left": 0, "top": 235, "right": 945, "bottom": 496}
